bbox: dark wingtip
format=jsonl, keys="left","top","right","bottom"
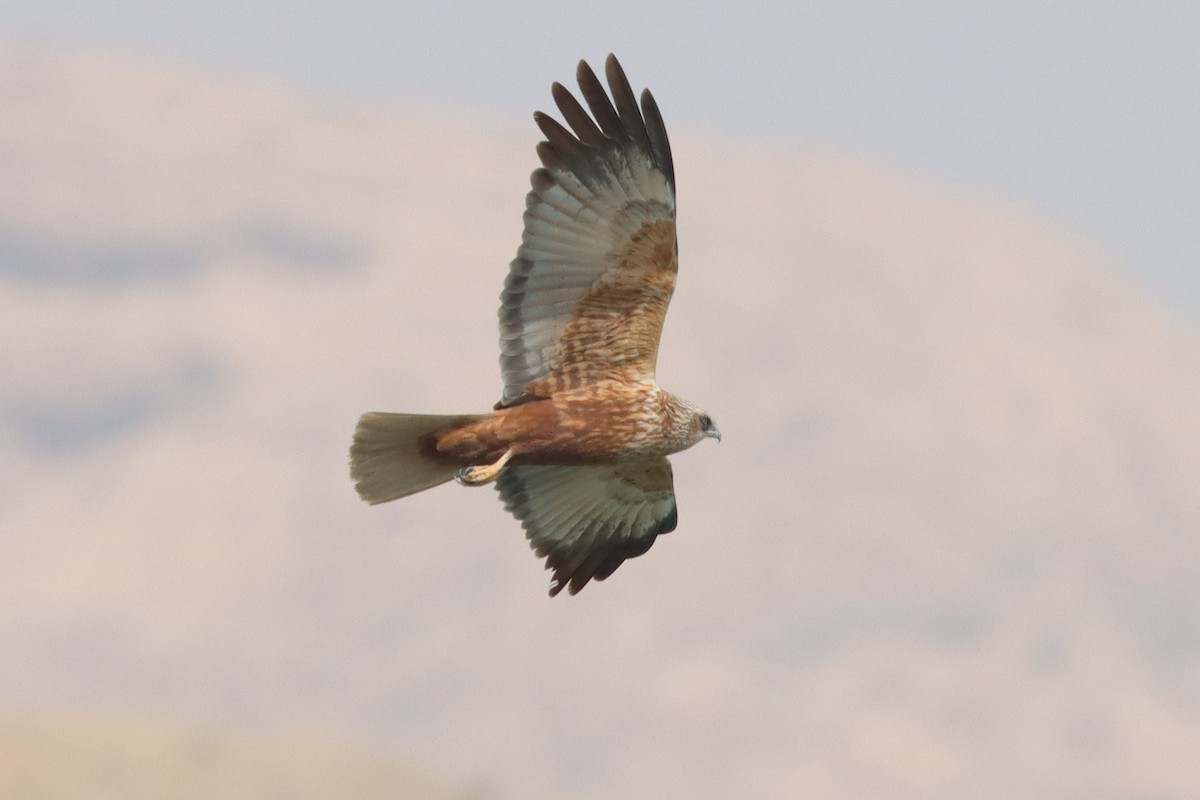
{"left": 639, "top": 87, "right": 675, "bottom": 189}
{"left": 576, "top": 57, "right": 597, "bottom": 85}
{"left": 656, "top": 503, "right": 679, "bottom": 535}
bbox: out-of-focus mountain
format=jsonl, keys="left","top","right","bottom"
{"left": 1, "top": 43, "right": 1198, "bottom": 799}
{"left": 0, "top": 713, "right": 470, "bottom": 799}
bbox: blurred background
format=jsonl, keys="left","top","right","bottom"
{"left": 2, "top": 3, "right": 1199, "bottom": 798}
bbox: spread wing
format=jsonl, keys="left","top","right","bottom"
{"left": 495, "top": 459, "right": 677, "bottom": 596}
{"left": 498, "top": 54, "right": 677, "bottom": 407}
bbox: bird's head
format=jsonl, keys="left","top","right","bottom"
{"left": 688, "top": 408, "right": 722, "bottom": 446}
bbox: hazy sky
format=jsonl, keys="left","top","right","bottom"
{"left": 5, "top": 1, "right": 1198, "bottom": 323}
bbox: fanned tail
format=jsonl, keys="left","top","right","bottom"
{"left": 350, "top": 412, "right": 487, "bottom": 504}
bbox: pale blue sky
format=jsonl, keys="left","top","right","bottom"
{"left": 5, "top": 1, "right": 1198, "bottom": 323}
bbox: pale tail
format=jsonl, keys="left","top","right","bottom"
{"left": 350, "top": 412, "right": 487, "bottom": 504}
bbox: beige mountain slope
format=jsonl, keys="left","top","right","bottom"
{"left": 0, "top": 713, "right": 469, "bottom": 800}
{"left": 1, "top": 45, "right": 1198, "bottom": 799}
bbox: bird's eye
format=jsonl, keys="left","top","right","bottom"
{"left": 698, "top": 414, "right": 711, "bottom": 429}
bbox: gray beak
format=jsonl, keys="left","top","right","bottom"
{"left": 706, "top": 426, "right": 722, "bottom": 443}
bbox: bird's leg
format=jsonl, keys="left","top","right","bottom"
{"left": 455, "top": 448, "right": 515, "bottom": 486}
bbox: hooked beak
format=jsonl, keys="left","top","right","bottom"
{"left": 706, "top": 426, "right": 722, "bottom": 443}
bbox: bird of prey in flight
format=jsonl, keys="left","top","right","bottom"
{"left": 350, "top": 54, "right": 719, "bottom": 596}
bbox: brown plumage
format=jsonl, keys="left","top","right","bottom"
{"left": 350, "top": 54, "right": 719, "bottom": 596}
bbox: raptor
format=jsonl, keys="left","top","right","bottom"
{"left": 350, "top": 55, "right": 719, "bottom": 596}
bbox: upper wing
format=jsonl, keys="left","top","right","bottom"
{"left": 498, "top": 54, "right": 677, "bottom": 407}
{"left": 495, "top": 458, "right": 677, "bottom": 596}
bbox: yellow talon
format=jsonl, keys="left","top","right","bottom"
{"left": 455, "top": 448, "right": 515, "bottom": 486}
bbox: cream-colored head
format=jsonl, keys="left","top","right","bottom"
{"left": 660, "top": 394, "right": 721, "bottom": 454}
{"left": 673, "top": 399, "right": 720, "bottom": 450}
{"left": 690, "top": 408, "right": 721, "bottom": 445}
